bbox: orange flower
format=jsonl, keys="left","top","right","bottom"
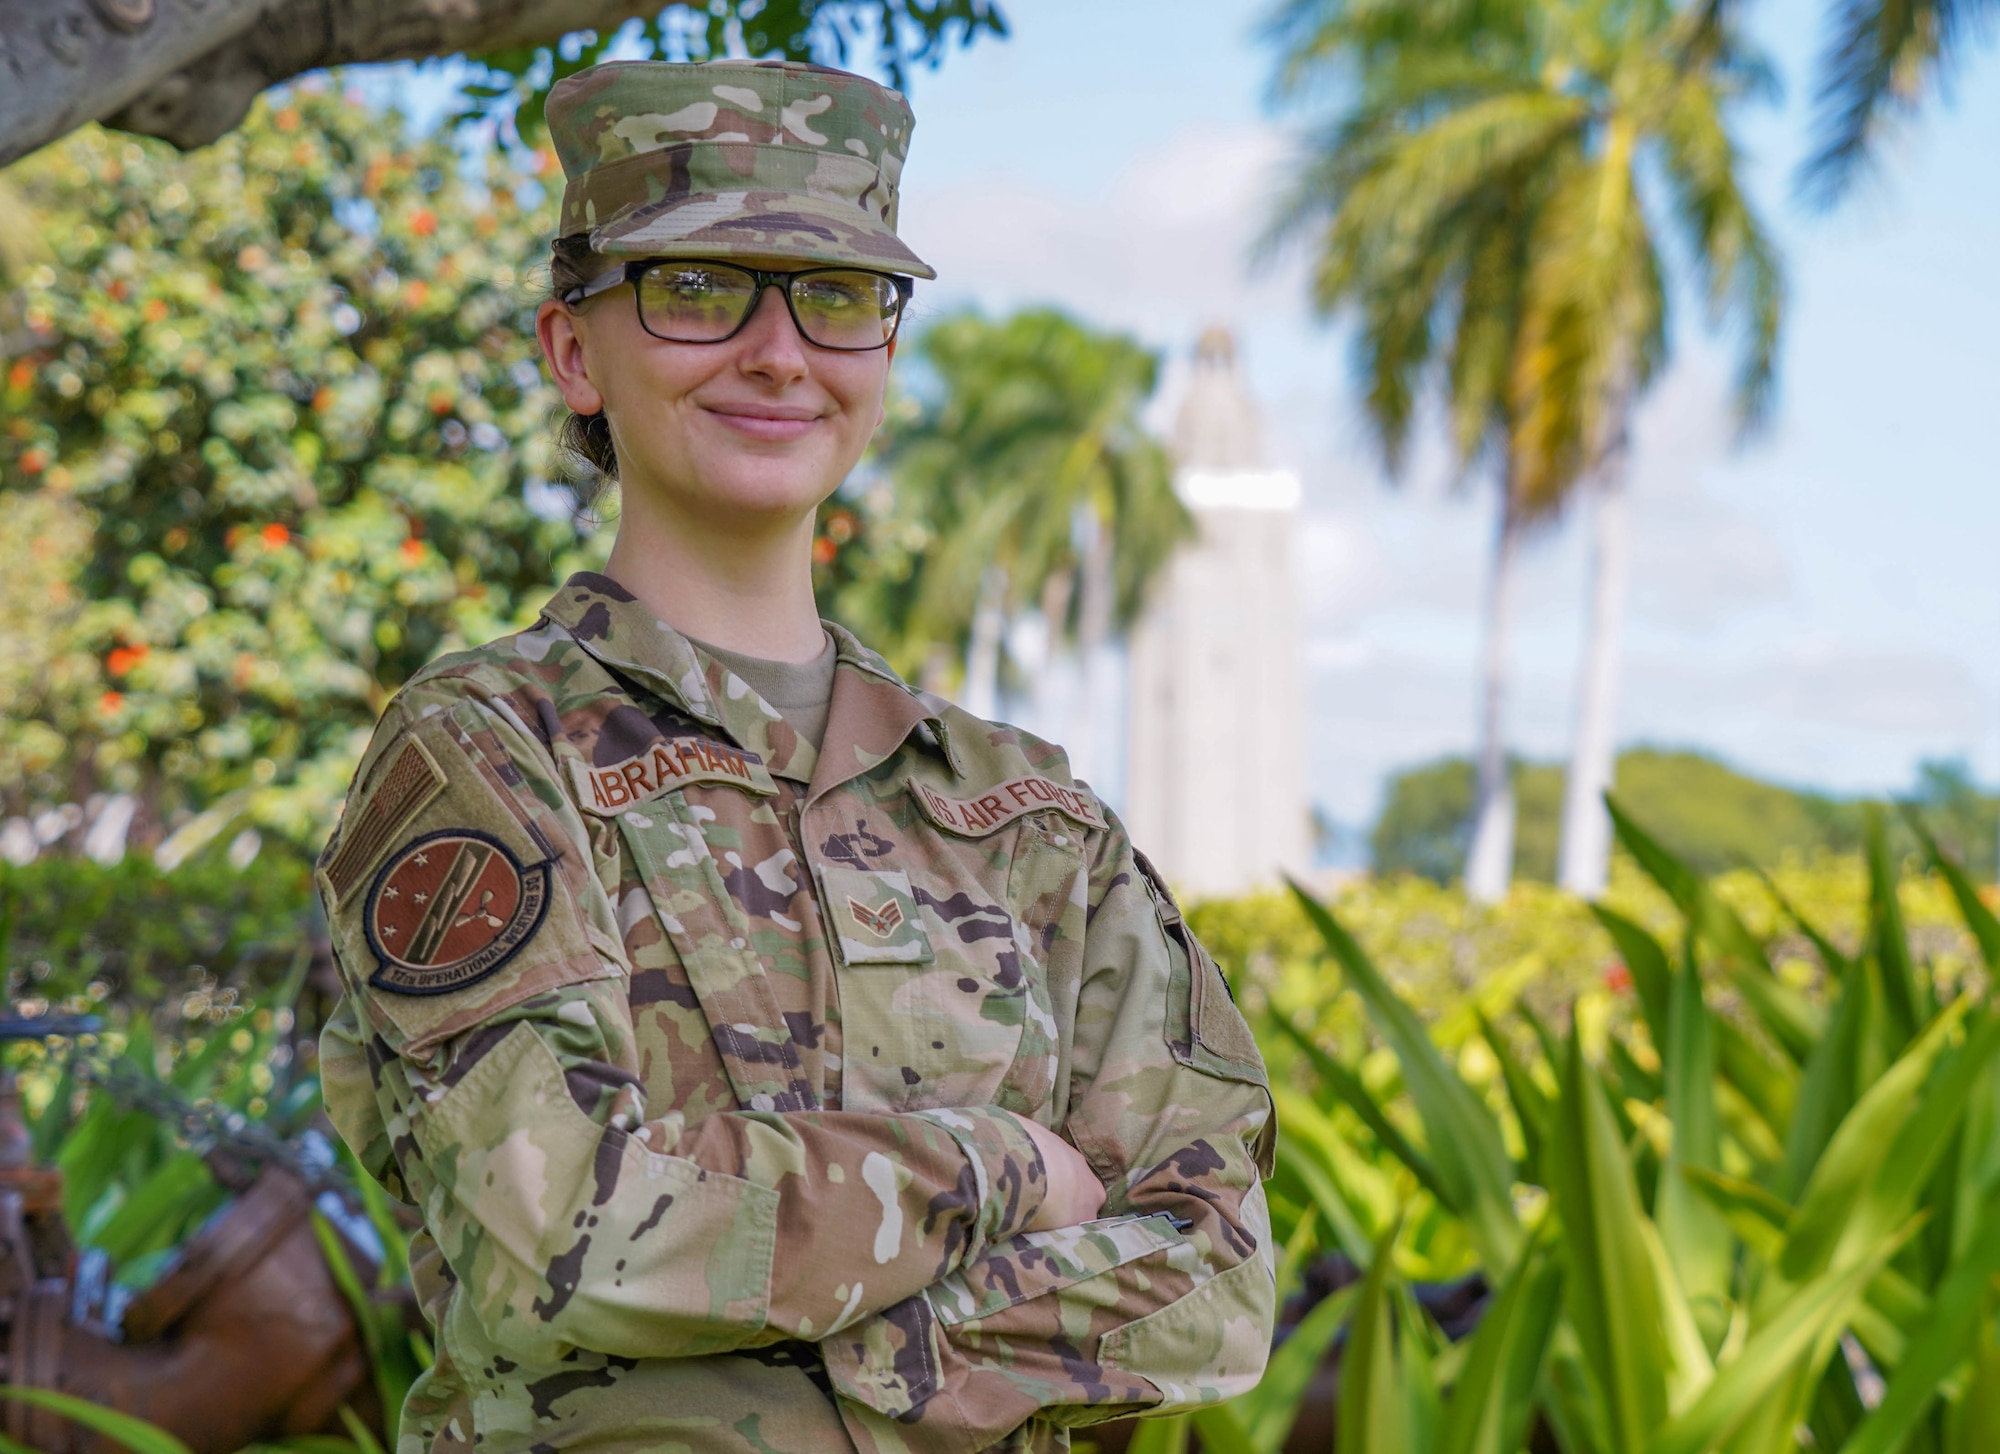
{"left": 410, "top": 208, "right": 437, "bottom": 237}
{"left": 108, "top": 279, "right": 129, "bottom": 303}
{"left": 1603, "top": 961, "right": 1633, "bottom": 994}
{"left": 405, "top": 279, "right": 431, "bottom": 308}
{"left": 106, "top": 645, "right": 148, "bottom": 676}
{"left": 143, "top": 299, "right": 169, "bottom": 323}
{"left": 400, "top": 537, "right": 424, "bottom": 564}
{"left": 427, "top": 391, "right": 454, "bottom": 416}
{"left": 261, "top": 522, "right": 290, "bottom": 548}
{"left": 812, "top": 537, "right": 838, "bottom": 566}
{"left": 98, "top": 691, "right": 124, "bottom": 715}
{"left": 312, "top": 386, "right": 334, "bottom": 412}
{"left": 275, "top": 107, "right": 300, "bottom": 132}
{"left": 18, "top": 448, "right": 47, "bottom": 475}
{"left": 6, "top": 361, "right": 32, "bottom": 392}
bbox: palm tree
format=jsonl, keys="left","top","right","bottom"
{"left": 857, "top": 308, "right": 1189, "bottom": 748}
{"left": 1801, "top": 0, "right": 1998, "bottom": 205}
{"left": 1265, "top": 0, "right": 1781, "bottom": 901}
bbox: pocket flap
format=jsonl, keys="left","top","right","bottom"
{"left": 924, "top": 1212, "right": 1186, "bottom": 1327}
{"left": 819, "top": 865, "right": 934, "bottom": 966}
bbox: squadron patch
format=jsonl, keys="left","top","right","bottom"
{"left": 363, "top": 830, "right": 550, "bottom": 996}
{"left": 911, "top": 776, "right": 1106, "bottom": 838}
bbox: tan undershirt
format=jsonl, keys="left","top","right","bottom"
{"left": 690, "top": 630, "right": 838, "bottom": 755}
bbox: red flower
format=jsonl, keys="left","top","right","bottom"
{"left": 18, "top": 447, "right": 47, "bottom": 475}
{"left": 261, "top": 522, "right": 290, "bottom": 548}
{"left": 410, "top": 208, "right": 437, "bottom": 237}
{"left": 1604, "top": 961, "right": 1633, "bottom": 994}
{"left": 98, "top": 691, "right": 124, "bottom": 715}
{"left": 400, "top": 537, "right": 424, "bottom": 564}
{"left": 106, "top": 645, "right": 148, "bottom": 677}
{"left": 812, "top": 537, "right": 838, "bottom": 566}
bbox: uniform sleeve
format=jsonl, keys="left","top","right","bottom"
{"left": 820, "top": 814, "right": 1278, "bottom": 1453}
{"left": 316, "top": 683, "right": 1050, "bottom": 1367}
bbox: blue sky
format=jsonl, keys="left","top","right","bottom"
{"left": 368, "top": 0, "right": 2000, "bottom": 826}
{"left": 881, "top": 0, "right": 2000, "bottom": 825}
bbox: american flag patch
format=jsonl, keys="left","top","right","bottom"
{"left": 324, "top": 738, "right": 446, "bottom": 904}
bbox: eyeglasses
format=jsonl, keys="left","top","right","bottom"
{"left": 564, "top": 259, "right": 913, "bottom": 352}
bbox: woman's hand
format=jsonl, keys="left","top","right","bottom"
{"left": 1007, "top": 1111, "right": 1107, "bottom": 1231}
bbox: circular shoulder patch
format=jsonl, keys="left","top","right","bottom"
{"left": 363, "top": 830, "right": 550, "bottom": 996}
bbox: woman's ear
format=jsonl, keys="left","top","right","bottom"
{"left": 536, "top": 298, "right": 606, "bottom": 416}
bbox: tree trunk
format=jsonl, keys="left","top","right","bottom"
{"left": 1556, "top": 445, "right": 1633, "bottom": 900}
{"left": 1071, "top": 507, "right": 1115, "bottom": 786}
{"left": 1464, "top": 499, "right": 1525, "bottom": 904}
{"left": 0, "top": 0, "right": 656, "bottom": 167}
{"left": 962, "top": 565, "right": 1006, "bottom": 720}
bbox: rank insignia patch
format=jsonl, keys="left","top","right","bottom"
{"left": 847, "top": 896, "right": 905, "bottom": 938}
{"left": 363, "top": 830, "right": 550, "bottom": 996}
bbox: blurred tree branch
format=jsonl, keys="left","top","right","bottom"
{"left": 0, "top": 0, "right": 1006, "bottom": 168}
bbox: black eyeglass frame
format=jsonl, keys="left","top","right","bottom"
{"left": 562, "top": 258, "right": 915, "bottom": 352}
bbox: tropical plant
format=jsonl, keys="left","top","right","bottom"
{"left": 0, "top": 89, "right": 608, "bottom": 853}
{"left": 1370, "top": 749, "right": 2000, "bottom": 883}
{"left": 839, "top": 307, "right": 1188, "bottom": 739}
{"left": 0, "top": 0, "right": 1008, "bottom": 169}
{"left": 1264, "top": 0, "right": 1783, "bottom": 903}
{"left": 1800, "top": 0, "right": 1999, "bottom": 204}
{"left": 1228, "top": 800, "right": 2000, "bottom": 1454}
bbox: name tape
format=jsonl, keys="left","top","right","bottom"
{"left": 912, "top": 775, "right": 1105, "bottom": 838}
{"left": 573, "top": 737, "right": 775, "bottom": 815}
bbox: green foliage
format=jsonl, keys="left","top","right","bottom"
{"left": 0, "top": 843, "right": 314, "bottom": 1004}
{"left": 0, "top": 89, "right": 606, "bottom": 847}
{"left": 1264, "top": 0, "right": 1781, "bottom": 512}
{"left": 1372, "top": 748, "right": 2000, "bottom": 883}
{"left": 824, "top": 307, "right": 1186, "bottom": 688}
{"left": 0, "top": 1387, "right": 194, "bottom": 1454}
{"left": 1231, "top": 804, "right": 2000, "bottom": 1454}
{"left": 454, "top": 1, "right": 1008, "bottom": 138}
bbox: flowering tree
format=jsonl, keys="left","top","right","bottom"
{"left": 0, "top": 87, "right": 603, "bottom": 853}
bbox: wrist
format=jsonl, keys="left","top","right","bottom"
{"left": 912, "top": 1106, "right": 1049, "bottom": 1257}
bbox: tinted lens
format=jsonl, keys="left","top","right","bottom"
{"left": 789, "top": 270, "right": 902, "bottom": 349}
{"left": 635, "top": 263, "right": 758, "bottom": 341}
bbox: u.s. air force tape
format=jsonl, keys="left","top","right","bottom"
{"left": 363, "top": 829, "right": 550, "bottom": 996}
{"left": 911, "top": 775, "right": 1106, "bottom": 837}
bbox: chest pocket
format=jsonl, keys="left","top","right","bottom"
{"left": 825, "top": 807, "right": 1084, "bottom": 1119}
{"left": 616, "top": 788, "right": 818, "bottom": 1114}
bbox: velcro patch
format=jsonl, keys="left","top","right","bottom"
{"left": 324, "top": 738, "right": 447, "bottom": 904}
{"left": 819, "top": 865, "right": 932, "bottom": 966}
{"left": 911, "top": 776, "right": 1105, "bottom": 838}
{"left": 572, "top": 736, "right": 777, "bottom": 815}
{"left": 365, "top": 830, "right": 550, "bottom": 996}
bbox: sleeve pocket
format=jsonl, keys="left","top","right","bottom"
{"left": 1097, "top": 1250, "right": 1275, "bottom": 1409}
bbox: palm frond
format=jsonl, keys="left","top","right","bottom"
{"left": 1798, "top": 0, "right": 1997, "bottom": 207}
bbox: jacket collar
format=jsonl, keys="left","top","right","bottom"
{"left": 540, "top": 572, "right": 959, "bottom": 789}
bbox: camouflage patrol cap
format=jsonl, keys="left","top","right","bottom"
{"left": 544, "top": 59, "right": 935, "bottom": 280}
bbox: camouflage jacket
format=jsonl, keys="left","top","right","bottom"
{"left": 317, "top": 572, "right": 1277, "bottom": 1454}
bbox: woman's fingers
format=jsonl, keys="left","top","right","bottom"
{"left": 1009, "top": 1112, "right": 1107, "bottom": 1230}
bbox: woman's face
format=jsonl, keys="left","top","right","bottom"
{"left": 537, "top": 255, "right": 894, "bottom": 529}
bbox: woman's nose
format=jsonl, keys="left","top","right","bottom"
{"left": 733, "top": 284, "right": 810, "bottom": 380}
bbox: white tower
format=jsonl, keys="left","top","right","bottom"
{"left": 1124, "top": 328, "right": 1311, "bottom": 899}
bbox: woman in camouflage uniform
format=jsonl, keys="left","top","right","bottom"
{"left": 317, "top": 57, "right": 1276, "bottom": 1454}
